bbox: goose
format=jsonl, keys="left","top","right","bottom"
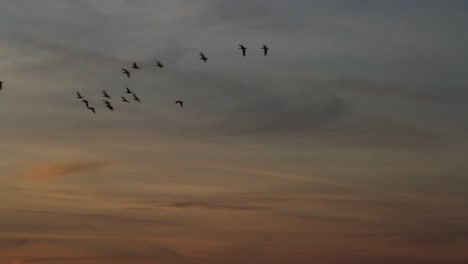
{"left": 103, "top": 100, "right": 114, "bottom": 111}
{"left": 102, "top": 90, "right": 111, "bottom": 99}
{"left": 131, "top": 62, "right": 140, "bottom": 69}
{"left": 239, "top": 44, "right": 247, "bottom": 56}
{"left": 199, "top": 52, "right": 207, "bottom": 63}
{"left": 132, "top": 93, "right": 140, "bottom": 103}
{"left": 261, "top": 45, "right": 269, "bottom": 56}
{"left": 81, "top": 99, "right": 89, "bottom": 108}
{"left": 122, "top": 68, "right": 131, "bottom": 78}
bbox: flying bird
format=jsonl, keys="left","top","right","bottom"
{"left": 239, "top": 44, "right": 247, "bottom": 56}
{"left": 81, "top": 99, "right": 89, "bottom": 108}
{"left": 261, "top": 45, "right": 269, "bottom": 56}
{"left": 131, "top": 62, "right": 140, "bottom": 69}
{"left": 0, "top": 81, "right": 4, "bottom": 90}
{"left": 132, "top": 93, "right": 140, "bottom": 103}
{"left": 102, "top": 90, "right": 111, "bottom": 99}
{"left": 103, "top": 100, "right": 114, "bottom": 111}
{"left": 156, "top": 61, "right": 164, "bottom": 68}
{"left": 175, "top": 100, "right": 183, "bottom": 108}
{"left": 122, "top": 68, "right": 131, "bottom": 78}
{"left": 76, "top": 92, "right": 84, "bottom": 99}
{"left": 88, "top": 106, "right": 95, "bottom": 114}
{"left": 125, "top": 87, "right": 133, "bottom": 94}
{"left": 199, "top": 52, "right": 207, "bottom": 63}
{"left": 121, "top": 96, "right": 129, "bottom": 103}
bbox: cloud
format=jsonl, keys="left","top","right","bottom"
{"left": 24, "top": 161, "right": 110, "bottom": 181}
{"left": 155, "top": 201, "right": 267, "bottom": 211}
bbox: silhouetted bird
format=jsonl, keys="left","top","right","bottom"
{"left": 132, "top": 93, "right": 140, "bottom": 103}
{"left": 122, "top": 68, "right": 131, "bottom": 78}
{"left": 121, "top": 96, "right": 129, "bottom": 103}
{"left": 156, "top": 61, "right": 164, "bottom": 68}
{"left": 81, "top": 99, "right": 89, "bottom": 108}
{"left": 0, "top": 81, "right": 3, "bottom": 90}
{"left": 76, "top": 92, "right": 84, "bottom": 99}
{"left": 239, "top": 44, "right": 247, "bottom": 56}
{"left": 262, "top": 45, "right": 269, "bottom": 56}
{"left": 131, "top": 62, "right": 140, "bottom": 69}
{"left": 102, "top": 90, "right": 111, "bottom": 99}
{"left": 88, "top": 106, "right": 95, "bottom": 114}
{"left": 175, "top": 100, "right": 183, "bottom": 108}
{"left": 125, "top": 87, "right": 133, "bottom": 94}
{"left": 103, "top": 100, "right": 114, "bottom": 111}
{"left": 199, "top": 52, "right": 207, "bottom": 63}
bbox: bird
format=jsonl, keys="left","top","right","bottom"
{"left": 132, "top": 93, "right": 140, "bottom": 103}
{"left": 103, "top": 100, "right": 114, "bottom": 111}
{"left": 239, "top": 44, "right": 247, "bottom": 56}
{"left": 175, "top": 100, "right": 183, "bottom": 108}
{"left": 102, "top": 90, "right": 111, "bottom": 99}
{"left": 125, "top": 87, "right": 133, "bottom": 94}
{"left": 88, "top": 106, "right": 96, "bottom": 114}
{"left": 81, "top": 99, "right": 89, "bottom": 108}
{"left": 0, "top": 81, "right": 4, "bottom": 90}
{"left": 76, "top": 92, "right": 84, "bottom": 99}
{"left": 156, "top": 61, "right": 164, "bottom": 68}
{"left": 121, "top": 96, "right": 129, "bottom": 103}
{"left": 261, "top": 45, "right": 269, "bottom": 56}
{"left": 131, "top": 62, "right": 140, "bottom": 69}
{"left": 122, "top": 68, "right": 131, "bottom": 78}
{"left": 199, "top": 52, "right": 207, "bottom": 63}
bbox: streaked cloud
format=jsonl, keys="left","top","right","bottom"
{"left": 24, "top": 161, "right": 110, "bottom": 181}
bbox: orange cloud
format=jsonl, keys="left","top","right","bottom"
{"left": 24, "top": 161, "right": 109, "bottom": 181}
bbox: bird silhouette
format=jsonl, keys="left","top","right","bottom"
{"left": 121, "top": 96, "right": 129, "bottom": 103}
{"left": 156, "top": 61, "right": 164, "bottom": 68}
{"left": 239, "top": 44, "right": 247, "bottom": 56}
{"left": 122, "top": 68, "right": 131, "bottom": 78}
{"left": 199, "top": 52, "right": 207, "bottom": 63}
{"left": 81, "top": 99, "right": 89, "bottom": 108}
{"left": 125, "top": 87, "right": 133, "bottom": 94}
{"left": 88, "top": 106, "right": 96, "bottom": 114}
{"left": 132, "top": 93, "right": 141, "bottom": 103}
{"left": 102, "top": 90, "right": 111, "bottom": 99}
{"left": 0, "top": 81, "right": 4, "bottom": 90}
{"left": 103, "top": 100, "right": 114, "bottom": 111}
{"left": 131, "top": 62, "right": 140, "bottom": 69}
{"left": 262, "top": 45, "right": 269, "bottom": 56}
{"left": 76, "top": 92, "right": 84, "bottom": 99}
{"left": 175, "top": 100, "right": 183, "bottom": 108}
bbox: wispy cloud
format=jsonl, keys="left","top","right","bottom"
{"left": 24, "top": 161, "right": 110, "bottom": 181}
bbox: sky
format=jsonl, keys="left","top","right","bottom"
{"left": 0, "top": 0, "right": 468, "bottom": 263}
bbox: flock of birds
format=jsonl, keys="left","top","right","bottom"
{"left": 0, "top": 45, "right": 270, "bottom": 114}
